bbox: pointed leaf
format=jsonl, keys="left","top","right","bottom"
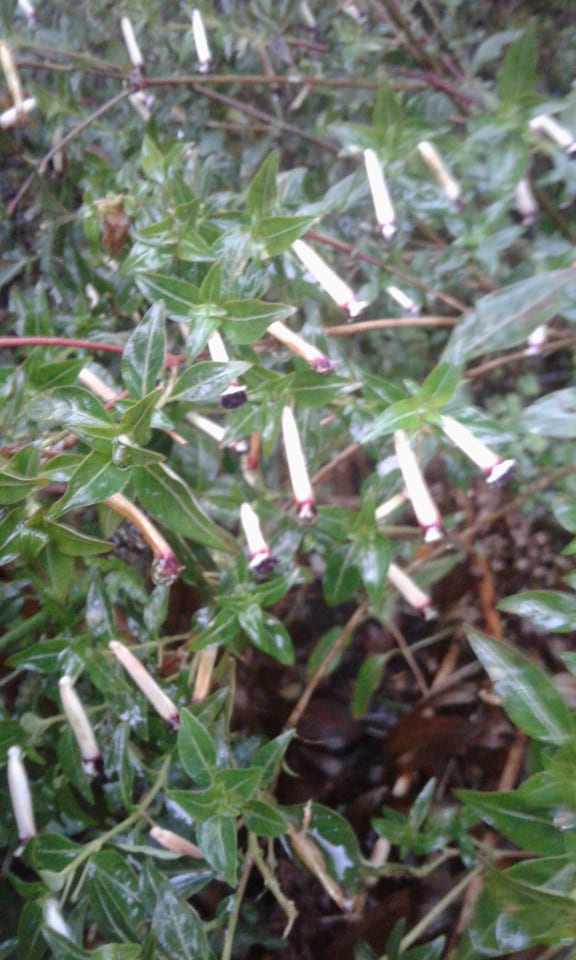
{"left": 467, "top": 629, "right": 575, "bottom": 743}
{"left": 259, "top": 215, "right": 318, "bottom": 256}
{"left": 196, "top": 815, "right": 238, "bottom": 886}
{"left": 246, "top": 150, "right": 279, "bottom": 220}
{"left": 222, "top": 299, "right": 296, "bottom": 344}
{"left": 122, "top": 303, "right": 166, "bottom": 398}
{"left": 135, "top": 274, "right": 199, "bottom": 318}
{"left": 177, "top": 707, "right": 217, "bottom": 786}
{"left": 520, "top": 388, "right": 576, "bottom": 439}
{"left": 243, "top": 798, "right": 289, "bottom": 837}
{"left": 134, "top": 463, "right": 238, "bottom": 554}
{"left": 498, "top": 589, "right": 576, "bottom": 633}
{"left": 151, "top": 880, "right": 209, "bottom": 960}
{"left": 50, "top": 451, "right": 127, "bottom": 517}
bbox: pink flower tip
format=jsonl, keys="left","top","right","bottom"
{"left": 311, "top": 356, "right": 335, "bottom": 374}
{"left": 152, "top": 553, "right": 183, "bottom": 586}
{"left": 485, "top": 459, "right": 516, "bottom": 485}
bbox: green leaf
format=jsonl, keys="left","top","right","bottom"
{"left": 17, "top": 899, "right": 47, "bottom": 960}
{"left": 324, "top": 544, "right": 361, "bottom": 605}
{"left": 135, "top": 274, "right": 199, "bottom": 317}
{"left": 497, "top": 22, "right": 537, "bottom": 104}
{"left": 121, "top": 303, "right": 166, "bottom": 399}
{"left": 222, "top": 299, "right": 296, "bottom": 344}
{"left": 443, "top": 267, "right": 576, "bottom": 363}
{"left": 215, "top": 766, "right": 262, "bottom": 809}
{"left": 354, "top": 536, "right": 391, "bottom": 607}
{"left": 168, "top": 784, "right": 223, "bottom": 820}
{"left": 42, "top": 930, "right": 89, "bottom": 960}
{"left": 50, "top": 451, "right": 127, "bottom": 517}
{"left": 86, "top": 851, "right": 146, "bottom": 941}
{"left": 252, "top": 729, "right": 295, "bottom": 786}
{"left": 238, "top": 605, "right": 295, "bottom": 665}
{"left": 177, "top": 708, "right": 217, "bottom": 786}
{"left": 107, "top": 721, "right": 135, "bottom": 809}
{"left": 246, "top": 150, "right": 279, "bottom": 220}
{"left": 307, "top": 803, "right": 361, "bottom": 888}
{"left": 243, "top": 798, "right": 289, "bottom": 837}
{"left": 134, "top": 463, "right": 238, "bottom": 554}
{"left": 151, "top": 880, "right": 209, "bottom": 960}
{"left": 352, "top": 653, "right": 388, "bottom": 718}
{"left": 259, "top": 215, "right": 318, "bottom": 256}
{"left": 457, "top": 789, "right": 564, "bottom": 855}
{"left": 168, "top": 361, "right": 251, "bottom": 404}
{"left": 28, "top": 834, "right": 82, "bottom": 872}
{"left": 466, "top": 629, "right": 575, "bottom": 743}
{"left": 498, "top": 589, "right": 576, "bottom": 632}
{"left": 117, "top": 388, "right": 162, "bottom": 446}
{"left": 418, "top": 362, "right": 460, "bottom": 406}
{"left": 196, "top": 815, "right": 238, "bottom": 886}
{"left": 358, "top": 398, "right": 424, "bottom": 444}
{"left": 44, "top": 520, "right": 111, "bottom": 557}
{"left": 520, "top": 388, "right": 576, "bottom": 439}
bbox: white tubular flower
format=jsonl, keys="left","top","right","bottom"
{"left": 394, "top": 430, "right": 443, "bottom": 542}
{"left": 109, "top": 641, "right": 180, "bottom": 727}
{"left": 292, "top": 239, "right": 368, "bottom": 318}
{"left": 187, "top": 412, "right": 248, "bottom": 452}
{"left": 0, "top": 97, "right": 36, "bottom": 129}
{"left": 59, "top": 676, "right": 101, "bottom": 776}
{"left": 104, "top": 493, "right": 182, "bottom": 586}
{"left": 44, "top": 899, "right": 73, "bottom": 940}
{"left": 192, "top": 10, "right": 212, "bottom": 73}
{"left": 417, "top": 140, "right": 462, "bottom": 205}
{"left": 514, "top": 178, "right": 538, "bottom": 226}
{"left": 440, "top": 415, "right": 515, "bottom": 484}
{"left": 281, "top": 406, "right": 316, "bottom": 524}
{"left": 150, "top": 826, "right": 202, "bottom": 857}
{"left": 299, "top": 1, "right": 317, "bottom": 29}
{"left": 121, "top": 16, "right": 144, "bottom": 71}
{"left": 363, "top": 149, "right": 396, "bottom": 241}
{"left": 7, "top": 745, "right": 36, "bottom": 849}
{"left": 267, "top": 320, "right": 334, "bottom": 373}
{"left": 207, "top": 330, "right": 247, "bottom": 408}
{"left": 525, "top": 324, "right": 548, "bottom": 356}
{"left": 17, "top": 0, "right": 36, "bottom": 26}
{"left": 387, "top": 562, "right": 436, "bottom": 619}
{"left": 529, "top": 114, "right": 576, "bottom": 154}
{"left": 240, "top": 502, "right": 276, "bottom": 576}
{"left": 386, "top": 285, "right": 420, "bottom": 315}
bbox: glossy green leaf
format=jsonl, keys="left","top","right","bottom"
{"left": 497, "top": 22, "right": 537, "bottom": 104}
{"left": 215, "top": 766, "right": 262, "bottom": 809}
{"left": 177, "top": 707, "right": 217, "bottom": 786}
{"left": 259, "top": 215, "right": 318, "bottom": 256}
{"left": 28, "top": 834, "right": 82, "bottom": 872}
{"left": 243, "top": 798, "right": 289, "bottom": 837}
{"left": 252, "top": 729, "right": 295, "bottom": 786}
{"left": 17, "top": 899, "right": 47, "bottom": 960}
{"left": 168, "top": 784, "right": 222, "bottom": 821}
{"left": 135, "top": 274, "right": 199, "bottom": 317}
{"left": 418, "top": 362, "right": 460, "bottom": 405}
{"left": 307, "top": 803, "right": 361, "bottom": 889}
{"left": 443, "top": 267, "right": 576, "bottom": 363}
{"left": 85, "top": 851, "right": 146, "bottom": 941}
{"left": 196, "top": 815, "right": 238, "bottom": 886}
{"left": 238, "top": 605, "right": 295, "bottom": 665}
{"left": 42, "top": 930, "right": 89, "bottom": 960}
{"left": 498, "top": 589, "right": 576, "bottom": 632}
{"left": 168, "top": 361, "right": 251, "bottom": 403}
{"left": 457, "top": 789, "right": 564, "bottom": 855}
{"left": 222, "top": 299, "right": 296, "bottom": 344}
{"left": 117, "top": 388, "right": 162, "bottom": 446}
{"left": 352, "top": 653, "right": 388, "bottom": 718}
{"left": 354, "top": 536, "right": 391, "bottom": 607}
{"left": 246, "top": 150, "right": 279, "bottom": 220}
{"left": 121, "top": 303, "right": 166, "bottom": 399}
{"left": 134, "top": 463, "right": 238, "bottom": 554}
{"left": 151, "top": 880, "right": 209, "bottom": 960}
{"left": 520, "top": 388, "right": 576, "bottom": 439}
{"left": 357, "top": 398, "right": 424, "bottom": 444}
{"left": 50, "top": 451, "right": 127, "bottom": 517}
{"left": 44, "top": 520, "right": 111, "bottom": 557}
{"left": 324, "top": 544, "right": 361, "bottom": 606}
{"left": 467, "top": 629, "right": 575, "bottom": 743}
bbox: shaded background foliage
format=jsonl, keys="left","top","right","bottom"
{"left": 1, "top": 1, "right": 576, "bottom": 959}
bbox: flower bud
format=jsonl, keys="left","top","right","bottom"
{"left": 386, "top": 285, "right": 420, "bottom": 314}
{"left": 59, "top": 676, "right": 101, "bottom": 776}
{"left": 514, "top": 178, "right": 538, "bottom": 227}
{"left": 529, "top": 114, "right": 576, "bottom": 155}
{"left": 387, "top": 562, "right": 436, "bottom": 618}
{"left": 364, "top": 149, "right": 396, "bottom": 241}
{"left": 281, "top": 406, "right": 316, "bottom": 523}
{"left": 109, "top": 641, "right": 180, "bottom": 727}
{"left": 292, "top": 239, "right": 368, "bottom": 318}
{"left": 394, "top": 430, "right": 443, "bottom": 542}
{"left": 440, "top": 415, "right": 515, "bottom": 484}
{"left": 207, "top": 330, "right": 247, "bottom": 408}
{"left": 240, "top": 502, "right": 276, "bottom": 576}
{"left": 267, "top": 320, "right": 334, "bottom": 372}
{"left": 192, "top": 10, "right": 212, "bottom": 73}
{"left": 7, "top": 745, "right": 36, "bottom": 850}
{"left": 150, "top": 826, "right": 202, "bottom": 857}
{"left": 417, "top": 140, "right": 462, "bottom": 205}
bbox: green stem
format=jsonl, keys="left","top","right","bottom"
{"left": 247, "top": 832, "right": 297, "bottom": 937}
{"left": 400, "top": 866, "right": 482, "bottom": 953}
{"left": 62, "top": 755, "right": 171, "bottom": 902}
{"left": 0, "top": 610, "right": 48, "bottom": 653}
{"left": 221, "top": 846, "right": 254, "bottom": 960}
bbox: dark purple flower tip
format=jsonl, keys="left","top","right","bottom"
{"left": 249, "top": 552, "right": 278, "bottom": 578}
{"left": 220, "top": 385, "right": 248, "bottom": 409}
{"left": 152, "top": 553, "right": 183, "bottom": 586}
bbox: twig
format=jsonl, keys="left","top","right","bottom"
{"left": 221, "top": 846, "right": 255, "bottom": 960}
{"left": 0, "top": 336, "right": 124, "bottom": 353}
{"left": 327, "top": 315, "right": 459, "bottom": 335}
